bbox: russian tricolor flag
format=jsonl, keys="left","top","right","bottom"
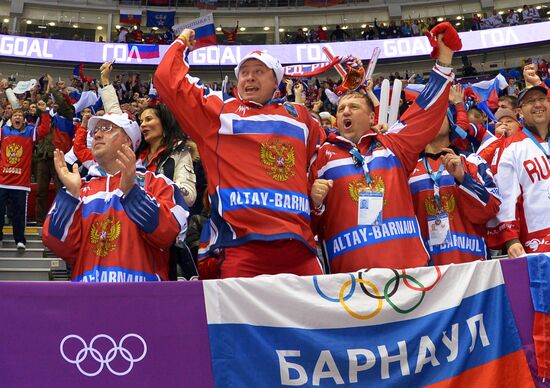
{"left": 127, "top": 44, "right": 160, "bottom": 59}
{"left": 463, "top": 74, "right": 508, "bottom": 111}
{"left": 528, "top": 254, "right": 550, "bottom": 379}
{"left": 120, "top": 9, "right": 142, "bottom": 25}
{"left": 174, "top": 14, "right": 217, "bottom": 50}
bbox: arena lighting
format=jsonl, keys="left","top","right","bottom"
{"left": 278, "top": 27, "right": 284, "bottom": 32}
{"left": 516, "top": 8, "right": 523, "bottom": 12}
{"left": 361, "top": 24, "right": 367, "bottom": 28}
{"left": 152, "top": 26, "right": 158, "bottom": 30}
{"left": 115, "top": 24, "right": 121, "bottom": 29}
{"left": 342, "top": 25, "right": 349, "bottom": 29}
{"left": 97, "top": 26, "right": 103, "bottom": 30}
{"left": 26, "top": 20, "right": 32, "bottom": 24}
{"left": 437, "top": 17, "right": 444, "bottom": 22}
{"left": 547, "top": 10, "right": 550, "bottom": 15}
{"left": 456, "top": 16, "right": 462, "bottom": 20}
{"left": 263, "top": 26, "right": 269, "bottom": 31}
{"left": 215, "top": 27, "right": 221, "bottom": 31}
{"left": 322, "top": 26, "right": 327, "bottom": 31}
{"left": 48, "top": 22, "right": 55, "bottom": 26}
{"left": 37, "top": 25, "right": 47, "bottom": 29}
{"left": 498, "top": 11, "right": 504, "bottom": 15}
{"left": 455, "top": 22, "right": 461, "bottom": 26}
{"left": 536, "top": 6, "right": 542, "bottom": 10}
{"left": 73, "top": 24, "right": 78, "bottom": 28}
{"left": 302, "top": 27, "right": 308, "bottom": 32}
{"left": 239, "top": 27, "right": 246, "bottom": 31}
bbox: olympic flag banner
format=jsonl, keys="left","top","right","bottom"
{"left": 0, "top": 256, "right": 547, "bottom": 387}
{"left": 204, "top": 260, "right": 535, "bottom": 387}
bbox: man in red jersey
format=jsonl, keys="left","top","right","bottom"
{"left": 310, "top": 26, "right": 461, "bottom": 272}
{"left": 42, "top": 113, "right": 188, "bottom": 282}
{"left": 155, "top": 29, "right": 325, "bottom": 278}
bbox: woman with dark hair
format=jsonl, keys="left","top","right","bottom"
{"left": 137, "top": 103, "right": 198, "bottom": 280}
{"left": 137, "top": 103, "right": 197, "bottom": 208}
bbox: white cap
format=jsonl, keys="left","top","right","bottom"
{"left": 319, "top": 112, "right": 331, "bottom": 120}
{"left": 88, "top": 112, "right": 141, "bottom": 151}
{"left": 234, "top": 50, "right": 284, "bottom": 85}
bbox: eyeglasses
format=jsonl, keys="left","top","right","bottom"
{"left": 92, "top": 124, "right": 116, "bottom": 136}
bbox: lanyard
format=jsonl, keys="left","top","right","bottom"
{"left": 349, "top": 141, "right": 377, "bottom": 185}
{"left": 523, "top": 128, "right": 549, "bottom": 159}
{"left": 423, "top": 157, "right": 445, "bottom": 208}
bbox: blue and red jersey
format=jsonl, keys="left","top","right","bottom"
{"left": 0, "top": 124, "right": 38, "bottom": 191}
{"left": 310, "top": 65, "right": 454, "bottom": 273}
{"left": 154, "top": 38, "right": 325, "bottom": 254}
{"left": 409, "top": 151, "right": 501, "bottom": 265}
{"left": 42, "top": 167, "right": 189, "bottom": 282}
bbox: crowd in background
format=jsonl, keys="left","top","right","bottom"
{"left": 0, "top": 45, "right": 549, "bottom": 278}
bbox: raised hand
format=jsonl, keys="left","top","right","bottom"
{"left": 116, "top": 144, "right": 137, "bottom": 195}
{"left": 54, "top": 149, "right": 81, "bottom": 197}
{"left": 449, "top": 84, "right": 464, "bottom": 105}
{"left": 179, "top": 28, "right": 196, "bottom": 48}
{"left": 99, "top": 61, "right": 114, "bottom": 86}
{"left": 523, "top": 64, "right": 541, "bottom": 87}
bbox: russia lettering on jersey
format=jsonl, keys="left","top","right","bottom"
{"left": 488, "top": 129, "right": 550, "bottom": 252}
{"left": 0, "top": 125, "right": 37, "bottom": 191}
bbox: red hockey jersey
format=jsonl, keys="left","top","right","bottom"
{"left": 154, "top": 38, "right": 324, "bottom": 254}
{"left": 42, "top": 167, "right": 189, "bottom": 282}
{"left": 0, "top": 124, "right": 37, "bottom": 191}
{"left": 409, "top": 152, "right": 500, "bottom": 265}
{"left": 311, "top": 65, "right": 454, "bottom": 273}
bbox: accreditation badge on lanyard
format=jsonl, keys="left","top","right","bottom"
{"left": 423, "top": 157, "right": 451, "bottom": 246}
{"left": 350, "top": 146, "right": 384, "bottom": 226}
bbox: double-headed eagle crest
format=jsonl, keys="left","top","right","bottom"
{"left": 89, "top": 216, "right": 121, "bottom": 257}
{"left": 6, "top": 143, "right": 23, "bottom": 165}
{"left": 425, "top": 194, "right": 456, "bottom": 217}
{"left": 348, "top": 175, "right": 385, "bottom": 202}
{"left": 260, "top": 138, "right": 296, "bottom": 182}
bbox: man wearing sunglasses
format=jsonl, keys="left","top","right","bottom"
{"left": 42, "top": 113, "right": 189, "bottom": 282}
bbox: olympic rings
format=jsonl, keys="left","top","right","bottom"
{"left": 359, "top": 269, "right": 400, "bottom": 300}
{"left": 60, "top": 333, "right": 147, "bottom": 377}
{"left": 384, "top": 274, "right": 425, "bottom": 314}
{"left": 401, "top": 266, "right": 441, "bottom": 292}
{"left": 339, "top": 278, "right": 383, "bottom": 320}
{"left": 313, "top": 268, "right": 438, "bottom": 320}
{"left": 313, "top": 273, "right": 356, "bottom": 302}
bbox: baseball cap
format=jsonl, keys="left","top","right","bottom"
{"left": 517, "top": 85, "right": 547, "bottom": 106}
{"left": 87, "top": 112, "right": 141, "bottom": 151}
{"left": 494, "top": 108, "right": 518, "bottom": 122}
{"left": 234, "top": 50, "right": 284, "bottom": 85}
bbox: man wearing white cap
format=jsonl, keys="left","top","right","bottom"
{"left": 155, "top": 29, "right": 325, "bottom": 278}
{"left": 42, "top": 112, "right": 189, "bottom": 282}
